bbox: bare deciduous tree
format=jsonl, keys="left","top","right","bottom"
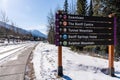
{"left": 0, "top": 10, "right": 9, "bottom": 43}
{"left": 0, "top": 11, "right": 9, "bottom": 23}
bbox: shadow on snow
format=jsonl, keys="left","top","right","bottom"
{"left": 115, "top": 71, "right": 120, "bottom": 79}
{"left": 62, "top": 75, "right": 72, "bottom": 80}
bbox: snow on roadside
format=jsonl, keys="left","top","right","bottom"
{"left": 0, "top": 44, "right": 23, "bottom": 53}
{"left": 0, "top": 43, "right": 28, "bottom": 59}
{"left": 32, "top": 42, "right": 120, "bottom": 80}
{"left": 0, "top": 41, "right": 30, "bottom": 53}
{"left": 0, "top": 41, "right": 38, "bottom": 64}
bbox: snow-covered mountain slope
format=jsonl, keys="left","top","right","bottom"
{"left": 0, "top": 21, "right": 30, "bottom": 35}
{"left": 30, "top": 30, "right": 47, "bottom": 38}
{"left": 0, "top": 21, "right": 46, "bottom": 38}
{"left": 32, "top": 42, "right": 120, "bottom": 80}
{"left": 0, "top": 21, "right": 9, "bottom": 28}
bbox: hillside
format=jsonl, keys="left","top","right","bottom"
{"left": 0, "top": 21, "right": 46, "bottom": 39}
{"left": 29, "top": 30, "right": 47, "bottom": 38}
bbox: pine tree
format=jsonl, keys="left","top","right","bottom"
{"left": 92, "top": 0, "right": 103, "bottom": 16}
{"left": 73, "top": 0, "right": 88, "bottom": 51}
{"left": 77, "top": 0, "right": 88, "bottom": 16}
{"left": 104, "top": 0, "right": 120, "bottom": 57}
{"left": 93, "top": 0, "right": 120, "bottom": 57}
{"left": 114, "top": 1, "right": 120, "bottom": 57}
{"left": 88, "top": 0, "right": 93, "bottom": 16}
{"left": 64, "top": 0, "right": 68, "bottom": 13}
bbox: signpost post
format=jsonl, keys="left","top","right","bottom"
{"left": 108, "top": 45, "right": 114, "bottom": 76}
{"left": 58, "top": 46, "right": 63, "bottom": 76}
{"left": 108, "top": 14, "right": 116, "bottom": 76}
{"left": 56, "top": 11, "right": 64, "bottom": 77}
{"left": 55, "top": 10, "right": 116, "bottom": 77}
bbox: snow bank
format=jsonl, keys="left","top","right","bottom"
{"left": 32, "top": 42, "right": 120, "bottom": 80}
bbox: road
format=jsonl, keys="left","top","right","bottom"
{"left": 0, "top": 42, "right": 38, "bottom": 80}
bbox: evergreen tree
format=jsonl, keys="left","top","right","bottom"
{"left": 93, "top": 0, "right": 120, "bottom": 57}
{"left": 77, "top": 0, "right": 88, "bottom": 15}
{"left": 92, "top": 0, "right": 107, "bottom": 16}
{"left": 64, "top": 0, "right": 68, "bottom": 13}
{"left": 104, "top": 0, "right": 120, "bottom": 57}
{"left": 114, "top": 1, "right": 120, "bottom": 57}
{"left": 73, "top": 0, "right": 88, "bottom": 51}
{"left": 88, "top": 0, "right": 93, "bottom": 16}
{"left": 71, "top": 0, "right": 87, "bottom": 51}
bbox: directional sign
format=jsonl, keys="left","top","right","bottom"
{"left": 58, "top": 27, "right": 113, "bottom": 33}
{"left": 55, "top": 10, "right": 115, "bottom": 46}
{"left": 58, "top": 21, "right": 113, "bottom": 27}
{"left": 58, "top": 14, "right": 114, "bottom": 22}
{"left": 59, "top": 34, "right": 113, "bottom": 40}
{"left": 58, "top": 40, "right": 114, "bottom": 46}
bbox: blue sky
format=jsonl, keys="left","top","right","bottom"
{"left": 0, "top": 0, "right": 90, "bottom": 34}
{"left": 0, "top": 0, "right": 66, "bottom": 34}
{"left": 0, "top": 0, "right": 87, "bottom": 35}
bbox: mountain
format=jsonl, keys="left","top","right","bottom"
{"left": 0, "top": 21, "right": 10, "bottom": 28}
{"left": 0, "top": 21, "right": 47, "bottom": 39}
{"left": 30, "top": 30, "right": 47, "bottom": 38}
{"left": 0, "top": 21, "right": 30, "bottom": 35}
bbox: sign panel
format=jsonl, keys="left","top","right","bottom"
{"left": 58, "top": 40, "right": 114, "bottom": 46}
{"left": 59, "top": 34, "right": 113, "bottom": 40}
{"left": 58, "top": 21, "right": 113, "bottom": 27}
{"left": 58, "top": 27, "right": 113, "bottom": 33}
{"left": 55, "top": 11, "right": 114, "bottom": 46}
{"left": 57, "top": 14, "right": 114, "bottom": 22}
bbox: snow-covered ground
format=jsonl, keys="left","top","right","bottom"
{"left": 0, "top": 41, "right": 36, "bottom": 54}
{"left": 0, "top": 42, "right": 25, "bottom": 53}
{"left": 32, "top": 42, "right": 120, "bottom": 80}
{"left": 0, "top": 41, "right": 38, "bottom": 64}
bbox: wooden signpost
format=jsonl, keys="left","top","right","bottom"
{"left": 55, "top": 10, "right": 116, "bottom": 77}
{"left": 56, "top": 11, "right": 64, "bottom": 76}
{"left": 58, "top": 46, "right": 63, "bottom": 76}
{"left": 108, "top": 14, "right": 116, "bottom": 76}
{"left": 108, "top": 45, "right": 114, "bottom": 76}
